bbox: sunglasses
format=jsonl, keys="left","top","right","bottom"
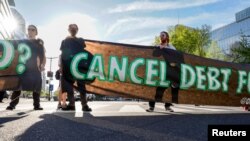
{"left": 28, "top": 28, "right": 36, "bottom": 31}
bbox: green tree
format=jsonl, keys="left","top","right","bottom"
{"left": 226, "top": 41, "right": 241, "bottom": 62}
{"left": 169, "top": 25, "right": 198, "bottom": 54}
{"left": 40, "top": 90, "right": 49, "bottom": 98}
{"left": 206, "top": 41, "right": 225, "bottom": 60}
{"left": 53, "top": 90, "right": 59, "bottom": 97}
{"left": 22, "top": 91, "right": 32, "bottom": 98}
{"left": 230, "top": 36, "right": 250, "bottom": 63}
{"left": 153, "top": 36, "right": 161, "bottom": 46}
{"left": 195, "top": 25, "right": 211, "bottom": 57}
{"left": 154, "top": 24, "right": 211, "bottom": 57}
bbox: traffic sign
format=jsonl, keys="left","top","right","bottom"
{"left": 49, "top": 84, "right": 54, "bottom": 91}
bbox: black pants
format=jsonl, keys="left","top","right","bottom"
{"left": 0, "top": 91, "right": 5, "bottom": 102}
{"left": 9, "top": 91, "right": 41, "bottom": 108}
{"left": 149, "top": 86, "right": 179, "bottom": 108}
{"left": 61, "top": 77, "right": 87, "bottom": 107}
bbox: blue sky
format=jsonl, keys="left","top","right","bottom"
{"left": 13, "top": 0, "right": 250, "bottom": 87}
{"left": 15, "top": 0, "right": 250, "bottom": 45}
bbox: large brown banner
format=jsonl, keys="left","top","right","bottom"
{"left": 1, "top": 39, "right": 250, "bottom": 106}
{"left": 0, "top": 40, "right": 42, "bottom": 91}
{"left": 82, "top": 40, "right": 250, "bottom": 106}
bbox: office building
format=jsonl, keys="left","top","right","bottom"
{"left": 211, "top": 7, "right": 250, "bottom": 53}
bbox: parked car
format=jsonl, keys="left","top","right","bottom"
{"left": 74, "top": 92, "right": 81, "bottom": 101}
{"left": 87, "top": 94, "right": 95, "bottom": 101}
{"left": 74, "top": 93, "right": 95, "bottom": 101}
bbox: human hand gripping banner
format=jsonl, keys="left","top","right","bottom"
{"left": 1, "top": 39, "right": 250, "bottom": 106}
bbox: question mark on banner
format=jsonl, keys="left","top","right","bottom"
{"left": 0, "top": 40, "right": 15, "bottom": 70}
{"left": 16, "top": 43, "right": 31, "bottom": 74}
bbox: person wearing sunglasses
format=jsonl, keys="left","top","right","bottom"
{"left": 6, "top": 25, "right": 46, "bottom": 110}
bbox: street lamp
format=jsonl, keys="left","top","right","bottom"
{"left": 46, "top": 57, "right": 58, "bottom": 101}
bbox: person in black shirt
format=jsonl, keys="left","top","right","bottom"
{"left": 60, "top": 24, "right": 92, "bottom": 112}
{"left": 6, "top": 25, "right": 45, "bottom": 110}
{"left": 146, "top": 31, "right": 179, "bottom": 112}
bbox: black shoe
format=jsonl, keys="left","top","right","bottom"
{"left": 165, "top": 106, "right": 174, "bottom": 112}
{"left": 34, "top": 107, "right": 43, "bottom": 110}
{"left": 146, "top": 107, "right": 154, "bottom": 112}
{"left": 57, "top": 104, "right": 62, "bottom": 109}
{"left": 82, "top": 105, "right": 92, "bottom": 112}
{"left": 62, "top": 105, "right": 75, "bottom": 111}
{"left": 6, "top": 106, "right": 14, "bottom": 110}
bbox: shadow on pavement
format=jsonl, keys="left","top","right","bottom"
{"left": 0, "top": 110, "right": 33, "bottom": 127}
{"left": 0, "top": 115, "right": 28, "bottom": 128}
{"left": 14, "top": 112, "right": 250, "bottom": 141}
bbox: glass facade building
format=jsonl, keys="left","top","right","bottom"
{"left": 211, "top": 7, "right": 250, "bottom": 53}
{"left": 8, "top": 0, "right": 26, "bottom": 39}
{"left": 0, "top": 0, "right": 26, "bottom": 39}
{"left": 0, "top": 0, "right": 14, "bottom": 39}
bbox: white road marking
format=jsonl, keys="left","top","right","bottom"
{"left": 119, "top": 105, "right": 145, "bottom": 112}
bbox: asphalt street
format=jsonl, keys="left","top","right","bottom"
{"left": 1, "top": 98, "right": 250, "bottom": 141}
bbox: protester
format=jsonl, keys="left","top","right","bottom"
{"left": 56, "top": 55, "right": 67, "bottom": 109}
{"left": 146, "top": 31, "right": 179, "bottom": 112}
{"left": 6, "top": 25, "right": 46, "bottom": 110}
{"left": 59, "top": 24, "right": 92, "bottom": 111}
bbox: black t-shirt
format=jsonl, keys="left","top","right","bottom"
{"left": 36, "top": 38, "right": 45, "bottom": 64}
{"left": 20, "top": 39, "right": 44, "bottom": 91}
{"left": 60, "top": 37, "right": 86, "bottom": 81}
{"left": 25, "top": 39, "right": 45, "bottom": 73}
{"left": 60, "top": 37, "right": 86, "bottom": 61}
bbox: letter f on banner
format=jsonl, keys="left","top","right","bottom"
{"left": 180, "top": 64, "right": 196, "bottom": 89}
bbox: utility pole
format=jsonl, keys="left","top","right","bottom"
{"left": 46, "top": 57, "right": 58, "bottom": 101}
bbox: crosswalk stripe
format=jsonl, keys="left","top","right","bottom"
{"left": 88, "top": 104, "right": 109, "bottom": 110}
{"left": 155, "top": 105, "right": 235, "bottom": 112}
{"left": 175, "top": 105, "right": 234, "bottom": 112}
{"left": 75, "top": 112, "right": 83, "bottom": 117}
{"left": 119, "top": 105, "right": 145, "bottom": 112}
{"left": 190, "top": 107, "right": 230, "bottom": 112}
{"left": 155, "top": 105, "right": 193, "bottom": 112}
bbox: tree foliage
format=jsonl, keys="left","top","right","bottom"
{"left": 195, "top": 25, "right": 211, "bottom": 57}
{"left": 206, "top": 41, "right": 225, "bottom": 60}
{"left": 229, "top": 36, "right": 250, "bottom": 63}
{"left": 169, "top": 25, "right": 198, "bottom": 54}
{"left": 154, "top": 24, "right": 212, "bottom": 57}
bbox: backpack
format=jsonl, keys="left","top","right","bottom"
{"left": 55, "top": 70, "right": 60, "bottom": 80}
